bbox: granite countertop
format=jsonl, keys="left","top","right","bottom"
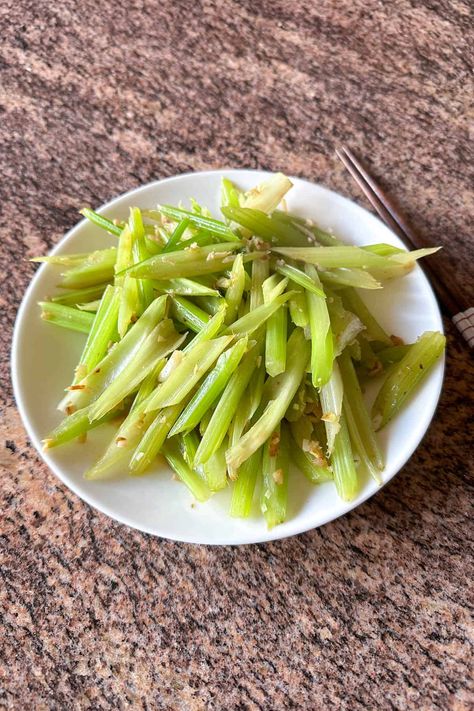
{"left": 1, "top": 1, "right": 473, "bottom": 708}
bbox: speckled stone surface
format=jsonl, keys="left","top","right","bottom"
{"left": 1, "top": 1, "right": 473, "bottom": 709}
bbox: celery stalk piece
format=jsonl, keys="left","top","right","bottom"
{"left": 183, "top": 306, "right": 227, "bottom": 351}
{"left": 343, "top": 398, "right": 382, "bottom": 484}
{"left": 51, "top": 283, "right": 110, "bottom": 306}
{"left": 272, "top": 211, "right": 341, "bottom": 247}
{"left": 161, "top": 438, "right": 212, "bottom": 502}
{"left": 156, "top": 206, "right": 240, "bottom": 242}
{"left": 85, "top": 392, "right": 157, "bottom": 480}
{"left": 376, "top": 344, "right": 412, "bottom": 367}
{"left": 250, "top": 258, "right": 270, "bottom": 309}
{"left": 319, "top": 268, "right": 382, "bottom": 290}
{"left": 319, "top": 361, "right": 343, "bottom": 455}
{"left": 179, "top": 229, "right": 217, "bottom": 250}
{"left": 58, "top": 248, "right": 117, "bottom": 289}
{"left": 262, "top": 274, "right": 288, "bottom": 303}
{"left": 226, "top": 328, "right": 309, "bottom": 474}
{"left": 247, "top": 352, "right": 266, "bottom": 420}
{"left": 194, "top": 295, "right": 227, "bottom": 316}
{"left": 260, "top": 424, "right": 289, "bottom": 529}
{"left": 289, "top": 416, "right": 333, "bottom": 484}
{"left": 202, "top": 440, "right": 228, "bottom": 491}
{"left": 227, "top": 347, "right": 265, "bottom": 450}
{"left": 76, "top": 300, "right": 101, "bottom": 312}
{"left": 180, "top": 430, "right": 200, "bottom": 468}
{"left": 171, "top": 296, "right": 210, "bottom": 332}
{"left": 341, "top": 288, "right": 392, "bottom": 345}
{"left": 390, "top": 247, "right": 441, "bottom": 264}
{"left": 125, "top": 243, "right": 242, "bottom": 280}
{"left": 327, "top": 292, "right": 365, "bottom": 357}
{"left": 241, "top": 173, "right": 292, "bottom": 214}
{"left": 114, "top": 225, "right": 138, "bottom": 337}
{"left": 162, "top": 218, "right": 190, "bottom": 253}
{"left": 305, "top": 265, "right": 334, "bottom": 387}
{"left": 265, "top": 303, "right": 287, "bottom": 377}
{"left": 372, "top": 331, "right": 445, "bottom": 430}
{"left": 221, "top": 206, "right": 306, "bottom": 246}
{"left": 129, "top": 207, "right": 154, "bottom": 313}
{"left": 32, "top": 252, "right": 98, "bottom": 266}
{"left": 289, "top": 284, "right": 309, "bottom": 328}
{"left": 131, "top": 358, "right": 167, "bottom": 412}
{"left": 199, "top": 407, "right": 213, "bottom": 436}
{"left": 129, "top": 401, "right": 187, "bottom": 475}
{"left": 339, "top": 349, "right": 384, "bottom": 477}
{"left": 80, "top": 208, "right": 122, "bottom": 236}
{"left": 290, "top": 435, "right": 333, "bottom": 484}
{"left": 58, "top": 295, "right": 168, "bottom": 413}
{"left": 39, "top": 302, "right": 95, "bottom": 334}
{"left": 363, "top": 243, "right": 404, "bottom": 256}
{"left": 272, "top": 245, "right": 392, "bottom": 270}
{"left": 224, "top": 253, "right": 245, "bottom": 324}
{"left": 43, "top": 403, "right": 124, "bottom": 449}
{"left": 194, "top": 343, "right": 262, "bottom": 465}
{"left": 145, "top": 335, "right": 233, "bottom": 411}
{"left": 228, "top": 390, "right": 251, "bottom": 448}
{"left": 72, "top": 284, "right": 121, "bottom": 384}
{"left": 229, "top": 447, "right": 262, "bottom": 518}
{"left": 119, "top": 273, "right": 139, "bottom": 337}
{"left": 151, "top": 277, "right": 219, "bottom": 297}
{"left": 169, "top": 337, "right": 248, "bottom": 436}
{"left": 330, "top": 414, "right": 359, "bottom": 501}
{"left": 224, "top": 293, "right": 292, "bottom": 338}
{"left": 274, "top": 261, "right": 326, "bottom": 297}
{"left": 88, "top": 319, "right": 185, "bottom": 422}
{"left": 221, "top": 178, "right": 242, "bottom": 213}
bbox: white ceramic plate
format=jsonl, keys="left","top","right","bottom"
{"left": 12, "top": 170, "right": 444, "bottom": 545}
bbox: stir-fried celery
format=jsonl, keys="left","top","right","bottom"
{"left": 36, "top": 175, "right": 444, "bottom": 528}
{"left": 372, "top": 331, "right": 445, "bottom": 430}
{"left": 226, "top": 328, "right": 309, "bottom": 474}
{"left": 169, "top": 338, "right": 248, "bottom": 436}
{"left": 156, "top": 205, "right": 240, "bottom": 242}
{"left": 260, "top": 424, "right": 290, "bottom": 528}
{"left": 39, "top": 302, "right": 95, "bottom": 334}
{"left": 126, "top": 242, "right": 242, "bottom": 280}
{"left": 305, "top": 264, "right": 334, "bottom": 387}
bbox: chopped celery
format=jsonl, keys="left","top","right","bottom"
{"left": 226, "top": 328, "right": 309, "bottom": 474}
{"left": 305, "top": 265, "right": 333, "bottom": 387}
{"left": 260, "top": 423, "right": 289, "bottom": 528}
{"left": 37, "top": 174, "right": 443, "bottom": 528}
{"left": 39, "top": 302, "right": 94, "bottom": 334}
{"left": 157, "top": 205, "right": 240, "bottom": 241}
{"left": 126, "top": 243, "right": 242, "bottom": 280}
{"left": 372, "top": 331, "right": 445, "bottom": 430}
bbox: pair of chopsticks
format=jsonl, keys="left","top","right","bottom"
{"left": 336, "top": 146, "right": 473, "bottom": 348}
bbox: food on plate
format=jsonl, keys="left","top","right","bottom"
{"left": 33, "top": 173, "right": 445, "bottom": 528}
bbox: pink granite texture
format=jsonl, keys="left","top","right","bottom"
{"left": 0, "top": 1, "right": 473, "bottom": 709}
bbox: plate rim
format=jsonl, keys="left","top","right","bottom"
{"left": 11, "top": 169, "right": 445, "bottom": 545}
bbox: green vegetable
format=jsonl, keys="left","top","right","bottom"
{"left": 330, "top": 414, "right": 359, "bottom": 501}
{"left": 39, "top": 302, "right": 95, "bottom": 334}
{"left": 157, "top": 205, "right": 240, "bottom": 242}
{"left": 305, "top": 264, "right": 333, "bottom": 387}
{"left": 36, "top": 173, "right": 444, "bottom": 528}
{"left": 125, "top": 243, "right": 242, "bottom": 280}
{"left": 260, "top": 423, "right": 290, "bottom": 529}
{"left": 372, "top": 331, "right": 445, "bottom": 430}
{"left": 226, "top": 328, "right": 309, "bottom": 475}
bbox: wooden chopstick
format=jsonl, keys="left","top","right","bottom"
{"left": 336, "top": 146, "right": 474, "bottom": 347}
